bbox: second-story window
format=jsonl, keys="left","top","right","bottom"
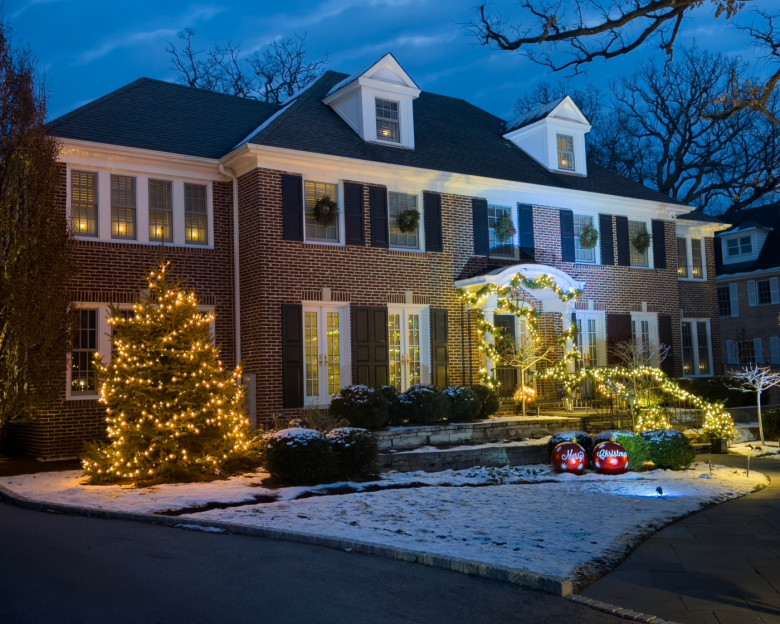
{"left": 148, "top": 179, "right": 173, "bottom": 242}
{"left": 184, "top": 183, "right": 208, "bottom": 245}
{"left": 557, "top": 134, "right": 575, "bottom": 170}
{"left": 389, "top": 191, "right": 420, "bottom": 250}
{"left": 305, "top": 180, "right": 340, "bottom": 243}
{"left": 726, "top": 235, "right": 752, "bottom": 258}
{"left": 574, "top": 214, "right": 597, "bottom": 263}
{"left": 677, "top": 237, "right": 705, "bottom": 280}
{"left": 71, "top": 170, "right": 97, "bottom": 237}
{"left": 111, "top": 174, "right": 136, "bottom": 239}
{"left": 488, "top": 204, "right": 514, "bottom": 257}
{"left": 629, "top": 220, "right": 650, "bottom": 267}
{"left": 376, "top": 98, "right": 400, "bottom": 143}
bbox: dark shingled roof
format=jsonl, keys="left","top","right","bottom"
{"left": 716, "top": 203, "right": 780, "bottom": 275}
{"left": 47, "top": 78, "right": 280, "bottom": 159}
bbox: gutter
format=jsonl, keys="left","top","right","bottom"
{"left": 219, "top": 163, "right": 241, "bottom": 364}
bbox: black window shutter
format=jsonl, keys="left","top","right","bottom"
{"left": 281, "top": 304, "right": 303, "bottom": 408}
{"left": 344, "top": 182, "right": 364, "bottom": 246}
{"left": 599, "top": 214, "right": 615, "bottom": 265}
{"left": 424, "top": 192, "right": 443, "bottom": 252}
{"left": 615, "top": 216, "right": 630, "bottom": 266}
{"left": 651, "top": 220, "right": 667, "bottom": 269}
{"left": 658, "top": 314, "right": 674, "bottom": 376}
{"left": 351, "top": 306, "right": 389, "bottom": 387}
{"left": 281, "top": 174, "right": 303, "bottom": 241}
{"left": 560, "top": 209, "right": 575, "bottom": 263}
{"left": 518, "top": 204, "right": 535, "bottom": 260}
{"left": 606, "top": 313, "right": 632, "bottom": 365}
{"left": 431, "top": 308, "right": 449, "bottom": 388}
{"left": 714, "top": 236, "right": 723, "bottom": 269}
{"left": 369, "top": 186, "right": 388, "bottom": 248}
{"left": 472, "top": 198, "right": 488, "bottom": 256}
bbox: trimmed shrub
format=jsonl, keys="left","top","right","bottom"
{"left": 328, "top": 385, "right": 388, "bottom": 430}
{"left": 642, "top": 429, "right": 696, "bottom": 470}
{"left": 615, "top": 434, "right": 652, "bottom": 470}
{"left": 379, "top": 385, "right": 404, "bottom": 426}
{"left": 444, "top": 386, "right": 482, "bottom": 422}
{"left": 764, "top": 408, "right": 780, "bottom": 441}
{"left": 326, "top": 427, "right": 379, "bottom": 479}
{"left": 594, "top": 430, "right": 636, "bottom": 444}
{"left": 262, "top": 428, "right": 335, "bottom": 485}
{"left": 400, "top": 384, "right": 447, "bottom": 425}
{"left": 547, "top": 431, "right": 593, "bottom": 457}
{"left": 469, "top": 385, "right": 500, "bottom": 419}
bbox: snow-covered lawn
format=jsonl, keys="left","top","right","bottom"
{"left": 0, "top": 463, "right": 767, "bottom": 584}
{"left": 728, "top": 440, "right": 780, "bottom": 458}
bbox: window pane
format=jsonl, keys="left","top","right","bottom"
{"left": 304, "top": 180, "right": 339, "bottom": 242}
{"left": 574, "top": 214, "right": 595, "bottom": 263}
{"left": 677, "top": 238, "right": 688, "bottom": 278}
{"left": 691, "top": 239, "right": 703, "bottom": 278}
{"left": 326, "top": 312, "right": 341, "bottom": 395}
{"left": 717, "top": 286, "right": 731, "bottom": 316}
{"left": 557, "top": 134, "right": 574, "bottom": 170}
{"left": 184, "top": 183, "right": 207, "bottom": 244}
{"left": 389, "top": 313, "right": 402, "bottom": 389}
{"left": 376, "top": 99, "right": 400, "bottom": 142}
{"left": 758, "top": 280, "right": 772, "bottom": 305}
{"left": 488, "top": 204, "right": 513, "bottom": 257}
{"left": 304, "top": 312, "right": 319, "bottom": 399}
{"left": 407, "top": 313, "right": 421, "bottom": 386}
{"left": 149, "top": 179, "right": 173, "bottom": 242}
{"left": 696, "top": 322, "right": 710, "bottom": 375}
{"left": 681, "top": 322, "right": 693, "bottom": 375}
{"left": 71, "top": 171, "right": 97, "bottom": 236}
{"left": 629, "top": 220, "right": 649, "bottom": 267}
{"left": 388, "top": 192, "right": 419, "bottom": 249}
{"left": 71, "top": 309, "right": 97, "bottom": 394}
{"left": 111, "top": 175, "right": 136, "bottom": 239}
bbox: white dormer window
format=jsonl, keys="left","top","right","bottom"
{"left": 557, "top": 134, "right": 575, "bottom": 171}
{"left": 376, "top": 98, "right": 400, "bottom": 143}
{"left": 727, "top": 235, "right": 752, "bottom": 258}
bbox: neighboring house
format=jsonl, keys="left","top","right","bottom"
{"left": 715, "top": 202, "right": 780, "bottom": 370}
{"left": 14, "top": 54, "right": 726, "bottom": 459}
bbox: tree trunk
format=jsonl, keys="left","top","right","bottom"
{"left": 757, "top": 390, "right": 765, "bottom": 444}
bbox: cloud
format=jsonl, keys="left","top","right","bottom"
{"left": 330, "top": 31, "right": 456, "bottom": 65}
{"left": 10, "top": 0, "right": 60, "bottom": 20}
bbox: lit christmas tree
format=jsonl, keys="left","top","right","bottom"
{"left": 82, "top": 263, "right": 258, "bottom": 484}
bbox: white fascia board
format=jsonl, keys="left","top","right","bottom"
{"left": 675, "top": 220, "right": 731, "bottom": 237}
{"left": 221, "top": 143, "right": 691, "bottom": 219}
{"left": 58, "top": 139, "right": 221, "bottom": 181}
{"left": 716, "top": 267, "right": 780, "bottom": 282}
{"left": 358, "top": 76, "right": 420, "bottom": 99}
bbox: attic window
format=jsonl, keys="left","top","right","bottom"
{"left": 376, "top": 98, "right": 400, "bottom": 142}
{"left": 557, "top": 134, "right": 575, "bottom": 170}
{"left": 726, "top": 235, "right": 752, "bottom": 258}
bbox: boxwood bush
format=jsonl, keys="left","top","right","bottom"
{"left": 262, "top": 428, "right": 335, "bottom": 485}
{"left": 614, "top": 433, "right": 653, "bottom": 470}
{"left": 328, "top": 385, "right": 388, "bottom": 430}
{"left": 763, "top": 408, "right": 780, "bottom": 442}
{"left": 400, "top": 384, "right": 447, "bottom": 425}
{"left": 326, "top": 427, "right": 379, "bottom": 479}
{"left": 444, "top": 386, "right": 482, "bottom": 422}
{"left": 469, "top": 384, "right": 500, "bottom": 419}
{"left": 641, "top": 429, "right": 695, "bottom": 470}
{"left": 379, "top": 385, "right": 404, "bottom": 426}
{"left": 547, "top": 431, "right": 593, "bottom": 457}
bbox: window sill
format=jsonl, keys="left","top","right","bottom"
{"left": 73, "top": 236, "right": 214, "bottom": 250}
{"left": 66, "top": 393, "right": 99, "bottom": 401}
{"left": 678, "top": 277, "right": 707, "bottom": 282}
{"left": 303, "top": 240, "right": 344, "bottom": 248}
{"left": 388, "top": 247, "right": 425, "bottom": 256}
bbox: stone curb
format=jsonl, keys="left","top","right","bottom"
{"left": 567, "top": 595, "right": 681, "bottom": 623}
{"left": 0, "top": 483, "right": 571, "bottom": 597}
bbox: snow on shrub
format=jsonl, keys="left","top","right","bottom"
{"left": 641, "top": 429, "right": 695, "bottom": 470}
{"left": 469, "top": 384, "right": 500, "bottom": 419}
{"left": 444, "top": 386, "right": 482, "bottom": 422}
{"left": 326, "top": 427, "right": 378, "bottom": 479}
{"left": 328, "top": 385, "right": 388, "bottom": 430}
{"left": 594, "top": 430, "right": 636, "bottom": 444}
{"left": 547, "top": 431, "right": 593, "bottom": 457}
{"left": 379, "top": 385, "right": 404, "bottom": 426}
{"left": 614, "top": 434, "right": 652, "bottom": 470}
{"left": 262, "top": 427, "right": 335, "bottom": 485}
{"left": 400, "top": 384, "right": 447, "bottom": 425}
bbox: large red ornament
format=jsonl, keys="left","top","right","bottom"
{"left": 592, "top": 441, "right": 629, "bottom": 475}
{"left": 552, "top": 442, "right": 587, "bottom": 474}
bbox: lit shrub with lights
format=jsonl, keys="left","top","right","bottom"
{"left": 469, "top": 385, "right": 500, "bottom": 419}
{"left": 262, "top": 427, "right": 336, "bottom": 485}
{"left": 547, "top": 431, "right": 593, "bottom": 458}
{"left": 81, "top": 263, "right": 259, "bottom": 484}
{"left": 636, "top": 406, "right": 672, "bottom": 433}
{"left": 328, "top": 385, "right": 388, "bottom": 430}
{"left": 399, "top": 384, "right": 447, "bottom": 425}
{"left": 641, "top": 429, "right": 695, "bottom": 470}
{"left": 379, "top": 385, "right": 404, "bottom": 426}
{"left": 326, "top": 427, "right": 378, "bottom": 479}
{"left": 444, "top": 386, "right": 482, "bottom": 422}
{"left": 701, "top": 403, "right": 736, "bottom": 441}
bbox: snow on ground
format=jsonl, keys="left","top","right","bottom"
{"left": 0, "top": 463, "right": 767, "bottom": 581}
{"left": 728, "top": 440, "right": 780, "bottom": 459}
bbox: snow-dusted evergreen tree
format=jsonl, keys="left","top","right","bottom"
{"left": 82, "top": 263, "right": 258, "bottom": 483}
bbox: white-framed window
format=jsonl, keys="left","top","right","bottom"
{"left": 488, "top": 204, "right": 515, "bottom": 258}
{"left": 631, "top": 312, "right": 659, "bottom": 364}
{"left": 148, "top": 179, "right": 173, "bottom": 242}
{"left": 184, "top": 183, "right": 208, "bottom": 245}
{"left": 557, "top": 134, "right": 575, "bottom": 171}
{"left": 388, "top": 305, "right": 430, "bottom": 391}
{"left": 69, "top": 308, "right": 99, "bottom": 397}
{"left": 681, "top": 319, "right": 713, "bottom": 377}
{"left": 575, "top": 312, "right": 606, "bottom": 368}
{"left": 111, "top": 174, "right": 136, "bottom": 240}
{"left": 71, "top": 170, "right": 98, "bottom": 236}
{"left": 629, "top": 220, "right": 650, "bottom": 267}
{"left": 677, "top": 237, "right": 705, "bottom": 280}
{"left": 302, "top": 304, "right": 350, "bottom": 407}
{"left": 376, "top": 98, "right": 400, "bottom": 143}
{"left": 388, "top": 191, "right": 421, "bottom": 251}
{"left": 574, "top": 214, "right": 598, "bottom": 263}
{"left": 747, "top": 278, "right": 779, "bottom": 306}
{"left": 726, "top": 235, "right": 752, "bottom": 258}
{"left": 304, "top": 180, "right": 341, "bottom": 244}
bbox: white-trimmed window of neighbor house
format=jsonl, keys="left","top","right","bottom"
{"left": 681, "top": 319, "right": 712, "bottom": 377}
{"left": 389, "top": 191, "right": 420, "bottom": 250}
{"left": 726, "top": 235, "right": 752, "bottom": 258}
{"left": 557, "top": 134, "right": 575, "bottom": 171}
{"left": 574, "top": 214, "right": 597, "bottom": 263}
{"left": 111, "top": 174, "right": 136, "bottom": 240}
{"left": 677, "top": 237, "right": 704, "bottom": 280}
{"left": 184, "top": 182, "right": 208, "bottom": 245}
{"left": 149, "top": 179, "right": 173, "bottom": 243}
{"left": 71, "top": 170, "right": 98, "bottom": 237}
{"left": 629, "top": 220, "right": 650, "bottom": 267}
{"left": 488, "top": 204, "right": 514, "bottom": 258}
{"left": 70, "top": 309, "right": 98, "bottom": 397}
{"left": 376, "top": 98, "right": 400, "bottom": 143}
{"left": 305, "top": 180, "right": 340, "bottom": 243}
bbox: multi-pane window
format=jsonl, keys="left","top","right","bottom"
{"left": 111, "top": 175, "right": 136, "bottom": 239}
{"left": 388, "top": 308, "right": 427, "bottom": 391}
{"left": 184, "top": 183, "right": 208, "bottom": 245}
{"left": 71, "top": 171, "right": 98, "bottom": 236}
{"left": 681, "top": 320, "right": 712, "bottom": 376}
{"left": 691, "top": 239, "right": 703, "bottom": 278}
{"left": 726, "top": 235, "right": 752, "bottom": 257}
{"left": 677, "top": 238, "right": 688, "bottom": 278}
{"left": 678, "top": 237, "right": 704, "bottom": 279}
{"left": 631, "top": 313, "right": 659, "bottom": 364}
{"left": 577, "top": 318, "right": 598, "bottom": 368}
{"left": 557, "top": 134, "right": 575, "bottom": 170}
{"left": 304, "top": 180, "right": 339, "bottom": 243}
{"left": 488, "top": 204, "right": 514, "bottom": 257}
{"left": 738, "top": 340, "right": 756, "bottom": 364}
{"left": 376, "top": 98, "right": 400, "bottom": 142}
{"left": 71, "top": 309, "right": 97, "bottom": 395}
{"left": 758, "top": 279, "right": 772, "bottom": 305}
{"left": 303, "top": 306, "right": 346, "bottom": 406}
{"left": 574, "top": 214, "right": 596, "bottom": 263}
{"left": 629, "top": 220, "right": 649, "bottom": 267}
{"left": 718, "top": 286, "right": 731, "bottom": 317}
{"left": 388, "top": 192, "right": 420, "bottom": 250}
{"left": 148, "top": 179, "right": 173, "bottom": 242}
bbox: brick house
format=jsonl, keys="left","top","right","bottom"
{"left": 715, "top": 202, "right": 780, "bottom": 370}
{"left": 14, "top": 54, "right": 726, "bottom": 459}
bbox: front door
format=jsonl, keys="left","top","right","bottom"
{"left": 388, "top": 306, "right": 429, "bottom": 391}
{"left": 303, "top": 305, "right": 347, "bottom": 406}
{"left": 494, "top": 314, "right": 517, "bottom": 398}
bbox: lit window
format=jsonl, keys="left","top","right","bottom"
{"left": 388, "top": 192, "right": 420, "bottom": 250}
{"left": 574, "top": 214, "right": 597, "bottom": 263}
{"left": 557, "top": 134, "right": 575, "bottom": 170}
{"left": 71, "top": 309, "right": 97, "bottom": 395}
{"left": 630, "top": 312, "right": 659, "bottom": 365}
{"left": 305, "top": 180, "right": 340, "bottom": 243}
{"left": 681, "top": 320, "right": 712, "bottom": 376}
{"left": 376, "top": 99, "right": 400, "bottom": 142}
{"left": 149, "top": 179, "right": 173, "bottom": 242}
{"left": 71, "top": 171, "right": 97, "bottom": 236}
{"left": 488, "top": 204, "right": 514, "bottom": 257}
{"left": 184, "top": 183, "right": 208, "bottom": 245}
{"left": 677, "top": 237, "right": 705, "bottom": 280}
{"left": 111, "top": 175, "right": 136, "bottom": 239}
{"left": 726, "top": 235, "right": 752, "bottom": 257}
{"left": 629, "top": 220, "right": 649, "bottom": 267}
{"left": 576, "top": 312, "right": 605, "bottom": 368}
{"left": 388, "top": 307, "right": 429, "bottom": 391}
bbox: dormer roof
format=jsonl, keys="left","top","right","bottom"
{"left": 325, "top": 52, "right": 420, "bottom": 99}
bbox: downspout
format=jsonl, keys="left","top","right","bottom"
{"left": 219, "top": 163, "right": 241, "bottom": 365}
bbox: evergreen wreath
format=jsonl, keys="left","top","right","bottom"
{"left": 398, "top": 209, "right": 420, "bottom": 233}
{"left": 494, "top": 214, "right": 516, "bottom": 243}
{"left": 313, "top": 195, "right": 338, "bottom": 226}
{"left": 579, "top": 226, "right": 599, "bottom": 249}
{"left": 632, "top": 231, "right": 652, "bottom": 253}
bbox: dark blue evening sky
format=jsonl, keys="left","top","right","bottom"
{"left": 7, "top": 0, "right": 760, "bottom": 123}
